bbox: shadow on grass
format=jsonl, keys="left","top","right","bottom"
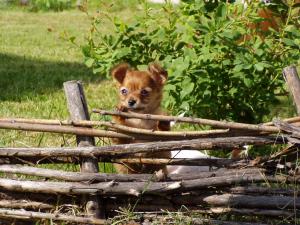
{"left": 0, "top": 53, "right": 102, "bottom": 101}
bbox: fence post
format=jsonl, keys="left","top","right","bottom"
{"left": 283, "top": 66, "right": 300, "bottom": 115}
{"left": 63, "top": 80, "right": 104, "bottom": 218}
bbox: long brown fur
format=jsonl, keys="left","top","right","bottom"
{"left": 111, "top": 62, "right": 171, "bottom": 174}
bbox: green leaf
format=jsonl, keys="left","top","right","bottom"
{"left": 180, "top": 78, "right": 194, "bottom": 98}
{"left": 216, "top": 3, "right": 226, "bottom": 19}
{"left": 243, "top": 77, "right": 253, "bottom": 88}
{"left": 283, "top": 38, "right": 296, "bottom": 47}
{"left": 85, "top": 58, "right": 94, "bottom": 68}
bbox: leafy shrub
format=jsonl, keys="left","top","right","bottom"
{"left": 82, "top": 0, "right": 300, "bottom": 123}
{"left": 29, "top": 0, "right": 73, "bottom": 11}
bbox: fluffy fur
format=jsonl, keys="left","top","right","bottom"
{"left": 111, "top": 62, "right": 171, "bottom": 174}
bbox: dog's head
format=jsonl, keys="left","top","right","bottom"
{"left": 111, "top": 62, "right": 168, "bottom": 113}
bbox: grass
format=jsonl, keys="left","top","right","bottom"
{"left": 0, "top": 2, "right": 133, "bottom": 173}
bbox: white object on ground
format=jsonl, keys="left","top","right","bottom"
{"left": 167, "top": 150, "right": 216, "bottom": 175}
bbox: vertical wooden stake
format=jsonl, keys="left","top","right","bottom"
{"left": 283, "top": 66, "right": 300, "bottom": 115}
{"left": 63, "top": 80, "right": 103, "bottom": 218}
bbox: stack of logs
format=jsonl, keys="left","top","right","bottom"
{"left": 0, "top": 66, "right": 298, "bottom": 224}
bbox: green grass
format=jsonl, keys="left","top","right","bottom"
{"left": 0, "top": 3, "right": 128, "bottom": 174}
{"left": 0, "top": 0, "right": 143, "bottom": 174}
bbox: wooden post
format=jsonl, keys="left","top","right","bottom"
{"left": 63, "top": 81, "right": 103, "bottom": 218}
{"left": 283, "top": 66, "right": 300, "bottom": 115}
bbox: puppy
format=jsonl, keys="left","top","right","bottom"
{"left": 111, "top": 62, "right": 171, "bottom": 174}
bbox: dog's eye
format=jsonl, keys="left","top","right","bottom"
{"left": 120, "top": 88, "right": 128, "bottom": 95}
{"left": 140, "top": 89, "right": 149, "bottom": 96}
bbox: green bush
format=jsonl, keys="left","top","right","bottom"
{"left": 82, "top": 0, "right": 300, "bottom": 123}
{"left": 29, "top": 0, "right": 73, "bottom": 11}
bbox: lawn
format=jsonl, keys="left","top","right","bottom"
{"left": 0, "top": 4, "right": 123, "bottom": 150}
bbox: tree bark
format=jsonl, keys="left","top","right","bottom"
{"left": 0, "top": 136, "right": 286, "bottom": 158}
{"left": 0, "top": 173, "right": 276, "bottom": 196}
{"left": 63, "top": 81, "right": 103, "bottom": 218}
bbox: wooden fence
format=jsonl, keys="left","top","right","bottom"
{"left": 0, "top": 66, "right": 299, "bottom": 224}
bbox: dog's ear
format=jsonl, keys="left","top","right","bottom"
{"left": 148, "top": 62, "right": 168, "bottom": 85}
{"left": 111, "top": 63, "right": 130, "bottom": 84}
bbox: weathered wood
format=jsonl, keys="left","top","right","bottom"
{"left": 0, "top": 173, "right": 279, "bottom": 196}
{"left": 0, "top": 121, "right": 133, "bottom": 139}
{"left": 273, "top": 119, "right": 300, "bottom": 138}
{"left": 113, "top": 157, "right": 235, "bottom": 167}
{"left": 0, "top": 118, "right": 230, "bottom": 138}
{"left": 93, "top": 109, "right": 280, "bottom": 132}
{"left": 63, "top": 81, "right": 102, "bottom": 218}
{"left": 0, "top": 165, "right": 262, "bottom": 182}
{"left": 0, "top": 156, "right": 79, "bottom": 165}
{"left": 0, "top": 200, "right": 53, "bottom": 210}
{"left": 283, "top": 66, "right": 300, "bottom": 115}
{"left": 203, "top": 193, "right": 300, "bottom": 209}
{"left": 0, "top": 136, "right": 286, "bottom": 158}
{"left": 0, "top": 208, "right": 106, "bottom": 224}
{"left": 229, "top": 186, "right": 298, "bottom": 196}
{"left": 0, "top": 164, "right": 155, "bottom": 182}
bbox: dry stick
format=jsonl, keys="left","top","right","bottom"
{"left": 229, "top": 186, "right": 298, "bottom": 196}
{"left": 273, "top": 119, "right": 300, "bottom": 138}
{"left": 0, "top": 136, "right": 286, "bottom": 158}
{"left": 113, "top": 157, "right": 235, "bottom": 167}
{"left": 0, "top": 200, "right": 53, "bottom": 210}
{"left": 202, "top": 194, "right": 300, "bottom": 209}
{"left": 94, "top": 109, "right": 281, "bottom": 132}
{"left": 0, "top": 165, "right": 258, "bottom": 183}
{"left": 0, "top": 208, "right": 106, "bottom": 225}
{"left": 0, "top": 118, "right": 230, "bottom": 138}
{"left": 0, "top": 164, "right": 154, "bottom": 182}
{"left": 0, "top": 173, "right": 276, "bottom": 196}
{"left": 0, "top": 121, "right": 134, "bottom": 139}
{"left": 4, "top": 116, "right": 299, "bottom": 132}
{"left": 63, "top": 81, "right": 102, "bottom": 218}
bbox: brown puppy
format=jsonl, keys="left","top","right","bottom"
{"left": 111, "top": 62, "right": 171, "bottom": 174}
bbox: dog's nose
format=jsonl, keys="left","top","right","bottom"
{"left": 128, "top": 99, "right": 136, "bottom": 107}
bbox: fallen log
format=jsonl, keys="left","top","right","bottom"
{"left": 0, "top": 136, "right": 286, "bottom": 158}
{"left": 0, "top": 208, "right": 106, "bottom": 224}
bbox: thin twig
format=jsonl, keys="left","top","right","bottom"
{"left": 93, "top": 109, "right": 282, "bottom": 132}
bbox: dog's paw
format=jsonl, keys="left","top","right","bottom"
{"left": 115, "top": 105, "right": 128, "bottom": 113}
